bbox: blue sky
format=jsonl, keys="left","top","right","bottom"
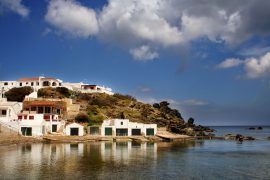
{"left": 1, "top": 0, "right": 270, "bottom": 125}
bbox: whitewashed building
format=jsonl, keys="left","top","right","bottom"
{"left": 63, "top": 82, "right": 114, "bottom": 95}
{"left": 65, "top": 123, "right": 84, "bottom": 136}
{"left": 0, "top": 100, "right": 22, "bottom": 123}
{"left": 101, "top": 119, "right": 157, "bottom": 136}
{"left": 18, "top": 113, "right": 65, "bottom": 136}
{"left": 0, "top": 76, "right": 113, "bottom": 97}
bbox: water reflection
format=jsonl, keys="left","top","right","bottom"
{"left": 0, "top": 141, "right": 214, "bottom": 179}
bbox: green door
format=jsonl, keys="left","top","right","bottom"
{"left": 105, "top": 127, "right": 112, "bottom": 136}
{"left": 132, "top": 129, "right": 141, "bottom": 136}
{"left": 116, "top": 129, "right": 128, "bottom": 136}
{"left": 90, "top": 127, "right": 99, "bottom": 135}
{"left": 146, "top": 128, "right": 154, "bottom": 136}
{"left": 70, "top": 128, "right": 79, "bottom": 136}
{"left": 21, "top": 127, "right": 32, "bottom": 136}
{"left": 52, "top": 125, "right": 57, "bottom": 132}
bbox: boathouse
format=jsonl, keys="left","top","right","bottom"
{"left": 65, "top": 123, "right": 84, "bottom": 136}
{"left": 101, "top": 119, "right": 157, "bottom": 136}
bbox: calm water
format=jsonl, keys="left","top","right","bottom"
{"left": 0, "top": 127, "right": 269, "bottom": 180}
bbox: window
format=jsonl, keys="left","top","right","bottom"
{"left": 24, "top": 115, "right": 27, "bottom": 120}
{"left": 59, "top": 83, "right": 62, "bottom": 86}
{"left": 18, "top": 115, "right": 22, "bottom": 120}
{"left": 1, "top": 110, "right": 7, "bottom": 116}
{"left": 31, "top": 82, "right": 34, "bottom": 86}
{"left": 30, "top": 107, "right": 36, "bottom": 112}
{"left": 36, "top": 82, "right": 39, "bottom": 86}
{"left": 29, "top": 116, "right": 34, "bottom": 120}
{"left": 52, "top": 82, "right": 56, "bottom": 86}
{"left": 45, "top": 107, "right": 51, "bottom": 113}
{"left": 26, "top": 82, "right": 29, "bottom": 85}
{"left": 56, "top": 109, "right": 61, "bottom": 115}
{"left": 44, "top": 115, "right": 50, "bottom": 120}
{"left": 121, "top": 121, "right": 123, "bottom": 125}
{"left": 43, "top": 81, "right": 50, "bottom": 86}
{"left": 38, "top": 107, "right": 43, "bottom": 114}
{"left": 4, "top": 82, "right": 8, "bottom": 86}
{"left": 20, "top": 83, "right": 22, "bottom": 86}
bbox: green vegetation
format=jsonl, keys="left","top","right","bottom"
{"left": 38, "top": 87, "right": 71, "bottom": 98}
{"left": 74, "top": 93, "right": 187, "bottom": 132}
{"left": 8, "top": 86, "right": 211, "bottom": 135}
{"left": 5, "top": 87, "right": 33, "bottom": 102}
{"left": 75, "top": 113, "right": 90, "bottom": 123}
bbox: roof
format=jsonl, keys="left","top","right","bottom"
{"left": 26, "top": 101, "right": 57, "bottom": 106}
{"left": 0, "top": 101, "right": 21, "bottom": 107}
{"left": 17, "top": 77, "right": 59, "bottom": 82}
{"left": 66, "top": 122, "right": 84, "bottom": 128}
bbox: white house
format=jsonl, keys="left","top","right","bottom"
{"left": 0, "top": 77, "right": 62, "bottom": 96}
{"left": 63, "top": 82, "right": 114, "bottom": 95}
{"left": 0, "top": 76, "right": 114, "bottom": 97}
{"left": 65, "top": 123, "right": 84, "bottom": 136}
{"left": 101, "top": 119, "right": 157, "bottom": 136}
{"left": 0, "top": 101, "right": 22, "bottom": 123}
{"left": 18, "top": 113, "right": 65, "bottom": 136}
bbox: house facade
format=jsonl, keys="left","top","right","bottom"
{"left": 18, "top": 113, "right": 65, "bottom": 136}
{"left": 101, "top": 119, "right": 157, "bottom": 136}
{"left": 65, "top": 123, "right": 84, "bottom": 136}
{"left": 18, "top": 98, "right": 68, "bottom": 136}
{"left": 0, "top": 100, "right": 22, "bottom": 123}
{"left": 0, "top": 76, "right": 114, "bottom": 98}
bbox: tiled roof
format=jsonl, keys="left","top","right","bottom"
{"left": 27, "top": 101, "right": 57, "bottom": 106}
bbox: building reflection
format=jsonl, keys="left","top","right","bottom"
{"left": 0, "top": 141, "right": 200, "bottom": 179}
{"left": 100, "top": 141, "right": 157, "bottom": 164}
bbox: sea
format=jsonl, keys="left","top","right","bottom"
{"left": 0, "top": 126, "right": 269, "bottom": 180}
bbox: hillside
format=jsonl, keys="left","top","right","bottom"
{"left": 5, "top": 87, "right": 212, "bottom": 135}
{"left": 73, "top": 92, "right": 212, "bottom": 136}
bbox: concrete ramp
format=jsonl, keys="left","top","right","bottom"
{"left": 156, "top": 131, "right": 193, "bottom": 141}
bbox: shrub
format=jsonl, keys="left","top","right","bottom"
{"left": 75, "top": 113, "right": 90, "bottom": 123}
{"left": 113, "top": 93, "right": 136, "bottom": 101}
{"left": 56, "top": 87, "right": 71, "bottom": 97}
{"left": 5, "top": 87, "right": 33, "bottom": 102}
{"left": 38, "top": 87, "right": 71, "bottom": 98}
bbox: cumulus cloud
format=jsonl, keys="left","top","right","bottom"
{"left": 0, "top": 0, "right": 29, "bottom": 17}
{"left": 130, "top": 45, "right": 159, "bottom": 61}
{"left": 219, "top": 52, "right": 270, "bottom": 79}
{"left": 45, "top": 0, "right": 98, "bottom": 38}
{"left": 44, "top": 0, "right": 270, "bottom": 60}
{"left": 245, "top": 53, "right": 270, "bottom": 79}
{"left": 217, "top": 58, "right": 243, "bottom": 69}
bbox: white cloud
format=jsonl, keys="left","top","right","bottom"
{"left": 45, "top": 0, "right": 99, "bottom": 38}
{"left": 217, "top": 58, "right": 243, "bottom": 69}
{"left": 130, "top": 45, "right": 159, "bottom": 61}
{"left": 98, "top": 0, "right": 183, "bottom": 47}
{"left": 43, "top": 0, "right": 270, "bottom": 61}
{"left": 245, "top": 53, "right": 270, "bottom": 79}
{"left": 238, "top": 45, "right": 270, "bottom": 57}
{"left": 0, "top": 0, "right": 29, "bottom": 17}
{"left": 180, "top": 99, "right": 209, "bottom": 106}
{"left": 219, "top": 52, "right": 270, "bottom": 79}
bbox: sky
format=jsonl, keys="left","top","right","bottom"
{"left": 0, "top": 0, "right": 270, "bottom": 126}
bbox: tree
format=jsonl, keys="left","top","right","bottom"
{"left": 187, "top": 117, "right": 194, "bottom": 126}
{"left": 160, "top": 101, "right": 170, "bottom": 107}
{"left": 56, "top": 87, "right": 71, "bottom": 97}
{"left": 75, "top": 113, "right": 90, "bottom": 123}
{"left": 153, "top": 103, "right": 160, "bottom": 108}
{"left": 5, "top": 87, "right": 33, "bottom": 102}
